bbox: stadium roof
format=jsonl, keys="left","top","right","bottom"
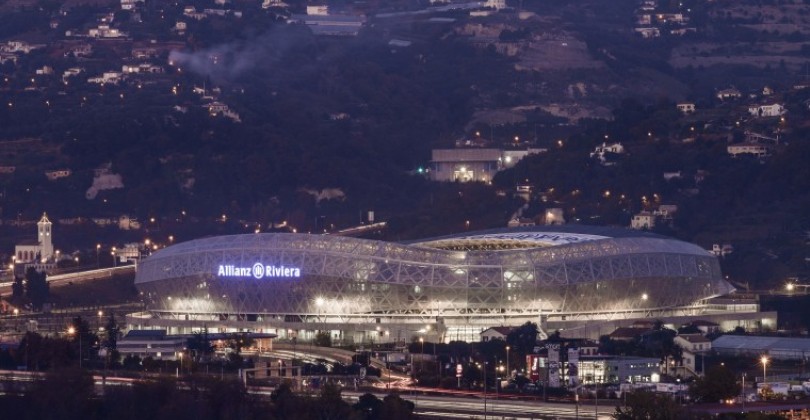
{"left": 410, "top": 225, "right": 675, "bottom": 250}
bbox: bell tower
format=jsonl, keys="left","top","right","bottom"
{"left": 37, "top": 212, "right": 54, "bottom": 261}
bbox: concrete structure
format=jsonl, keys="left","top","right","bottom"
{"left": 712, "top": 335, "right": 810, "bottom": 361}
{"left": 130, "top": 226, "right": 736, "bottom": 343}
{"left": 429, "top": 148, "right": 543, "bottom": 182}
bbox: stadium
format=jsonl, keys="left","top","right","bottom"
{"left": 129, "top": 226, "right": 737, "bottom": 343}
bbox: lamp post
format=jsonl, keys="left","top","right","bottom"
{"left": 68, "top": 326, "right": 82, "bottom": 369}
{"left": 419, "top": 337, "right": 425, "bottom": 375}
{"left": 506, "top": 345, "right": 510, "bottom": 378}
{"left": 96, "top": 244, "right": 100, "bottom": 267}
{"left": 761, "top": 356, "right": 769, "bottom": 385}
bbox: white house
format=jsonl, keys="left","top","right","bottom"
{"left": 748, "top": 103, "right": 786, "bottom": 118}
{"left": 631, "top": 211, "right": 655, "bottom": 230}
{"left": 710, "top": 244, "right": 734, "bottom": 257}
{"left": 676, "top": 102, "right": 695, "bottom": 114}
{"left": 480, "top": 326, "right": 514, "bottom": 342}
{"left": 88, "top": 25, "right": 127, "bottom": 39}
{"left": 590, "top": 142, "right": 625, "bottom": 165}
{"left": 88, "top": 71, "right": 122, "bottom": 85}
{"left": 674, "top": 334, "right": 712, "bottom": 354}
{"left": 544, "top": 208, "right": 565, "bottom": 225}
{"left": 727, "top": 143, "right": 770, "bottom": 158}
{"left": 716, "top": 88, "right": 741, "bottom": 100}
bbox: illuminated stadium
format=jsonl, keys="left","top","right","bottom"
{"left": 129, "top": 226, "right": 736, "bottom": 343}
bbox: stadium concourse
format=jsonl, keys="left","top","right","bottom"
{"left": 126, "top": 226, "right": 767, "bottom": 344}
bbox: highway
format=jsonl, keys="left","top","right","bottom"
{"left": 0, "top": 369, "right": 613, "bottom": 419}
{"left": 0, "top": 265, "right": 135, "bottom": 294}
{"left": 343, "top": 391, "right": 615, "bottom": 419}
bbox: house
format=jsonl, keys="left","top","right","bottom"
{"left": 0, "top": 166, "right": 16, "bottom": 174}
{"left": 676, "top": 102, "right": 695, "bottom": 114}
{"left": 429, "top": 148, "right": 542, "bottom": 183}
{"left": 120, "top": 0, "right": 144, "bottom": 10}
{"left": 590, "top": 142, "right": 625, "bottom": 165}
{"left": 88, "top": 25, "right": 127, "bottom": 38}
{"left": 131, "top": 47, "right": 157, "bottom": 59}
{"left": 710, "top": 244, "right": 734, "bottom": 257}
{"left": 716, "top": 88, "right": 741, "bottom": 101}
{"left": 608, "top": 327, "right": 650, "bottom": 342}
{"left": 62, "top": 67, "right": 84, "bottom": 82}
{"left": 66, "top": 44, "right": 92, "bottom": 57}
{"left": 507, "top": 217, "right": 536, "bottom": 228}
{"left": 117, "top": 330, "right": 187, "bottom": 360}
{"left": 183, "top": 6, "right": 207, "bottom": 20}
{"left": 631, "top": 211, "right": 655, "bottom": 230}
{"left": 674, "top": 334, "right": 711, "bottom": 353}
{"left": 118, "top": 215, "right": 141, "bottom": 230}
{"left": 480, "top": 326, "right": 514, "bottom": 342}
{"left": 262, "top": 0, "right": 290, "bottom": 9}
{"left": 544, "top": 208, "right": 565, "bottom": 225}
{"left": 206, "top": 101, "right": 229, "bottom": 114}
{"left": 35, "top": 66, "right": 54, "bottom": 75}
{"left": 654, "top": 204, "right": 678, "bottom": 220}
{"left": 122, "top": 63, "right": 164, "bottom": 74}
{"left": 45, "top": 169, "right": 71, "bottom": 181}
{"left": 634, "top": 27, "right": 660, "bottom": 38}
{"left": 87, "top": 71, "right": 123, "bottom": 85}
{"left": 288, "top": 14, "right": 366, "bottom": 36}
{"left": 662, "top": 171, "right": 681, "bottom": 181}
{"left": 748, "top": 103, "right": 786, "bottom": 118}
{"left": 306, "top": 5, "right": 329, "bottom": 15}
{"left": 727, "top": 143, "right": 771, "bottom": 158}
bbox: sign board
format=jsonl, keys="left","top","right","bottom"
{"left": 567, "top": 348, "right": 579, "bottom": 388}
{"left": 217, "top": 263, "right": 301, "bottom": 279}
{"left": 456, "top": 363, "right": 463, "bottom": 377}
{"left": 548, "top": 344, "right": 560, "bottom": 388}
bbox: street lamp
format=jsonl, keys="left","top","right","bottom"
{"left": 761, "top": 356, "right": 769, "bottom": 385}
{"left": 96, "top": 244, "right": 101, "bottom": 267}
{"left": 68, "top": 326, "right": 82, "bottom": 369}
{"left": 505, "top": 345, "right": 510, "bottom": 378}
{"left": 419, "top": 337, "right": 425, "bottom": 375}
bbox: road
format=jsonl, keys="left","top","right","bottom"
{"left": 343, "top": 391, "right": 616, "bottom": 419}
{"left": 0, "top": 265, "right": 135, "bottom": 295}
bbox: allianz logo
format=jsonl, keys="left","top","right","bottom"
{"left": 217, "top": 263, "right": 301, "bottom": 279}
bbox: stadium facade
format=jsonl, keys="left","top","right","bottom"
{"left": 130, "top": 226, "right": 738, "bottom": 343}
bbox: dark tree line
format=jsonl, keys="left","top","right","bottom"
{"left": 0, "top": 371, "right": 415, "bottom": 420}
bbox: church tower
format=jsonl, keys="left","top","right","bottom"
{"left": 37, "top": 212, "right": 54, "bottom": 261}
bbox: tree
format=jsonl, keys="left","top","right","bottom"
{"left": 187, "top": 326, "right": 215, "bottom": 361}
{"left": 227, "top": 332, "right": 255, "bottom": 355}
{"left": 314, "top": 330, "right": 332, "bottom": 347}
{"left": 379, "top": 393, "right": 416, "bottom": 420}
{"left": 613, "top": 391, "right": 685, "bottom": 419}
{"left": 69, "top": 316, "right": 99, "bottom": 367}
{"left": 689, "top": 365, "right": 741, "bottom": 403}
{"left": 11, "top": 275, "right": 23, "bottom": 299}
{"left": 353, "top": 393, "right": 382, "bottom": 419}
{"left": 506, "top": 322, "right": 540, "bottom": 362}
{"left": 24, "top": 267, "right": 49, "bottom": 310}
{"left": 103, "top": 312, "right": 120, "bottom": 352}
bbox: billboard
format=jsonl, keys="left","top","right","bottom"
{"left": 548, "top": 344, "right": 560, "bottom": 388}
{"left": 567, "top": 348, "right": 579, "bottom": 388}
